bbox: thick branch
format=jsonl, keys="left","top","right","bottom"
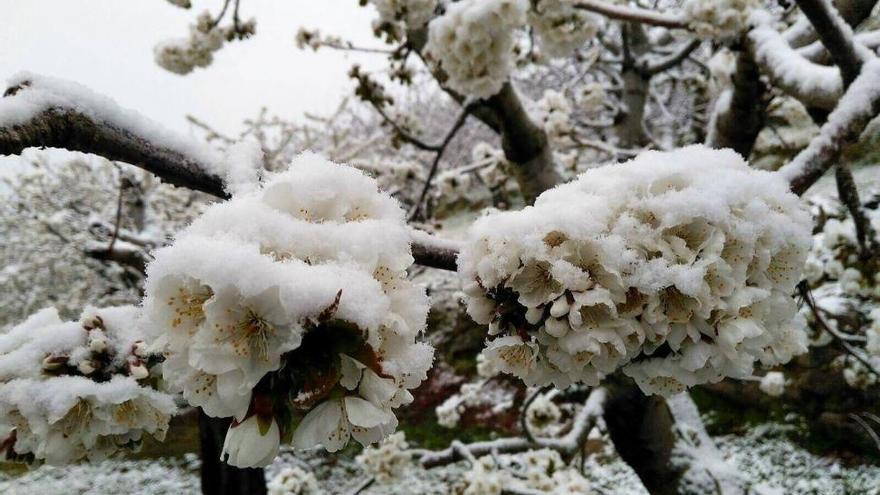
{"left": 486, "top": 84, "right": 562, "bottom": 201}
{"left": 0, "top": 108, "right": 227, "bottom": 197}
{"left": 405, "top": 27, "right": 560, "bottom": 202}
{"left": 573, "top": 0, "right": 690, "bottom": 30}
{"left": 795, "top": 0, "right": 868, "bottom": 86}
{"left": 706, "top": 50, "right": 767, "bottom": 157}
{"left": 0, "top": 81, "right": 459, "bottom": 271}
{"left": 749, "top": 13, "right": 843, "bottom": 110}
{"left": 782, "top": 58, "right": 880, "bottom": 195}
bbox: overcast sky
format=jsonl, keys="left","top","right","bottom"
{"left": 0, "top": 0, "right": 385, "bottom": 136}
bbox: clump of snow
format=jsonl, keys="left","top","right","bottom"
{"left": 424, "top": 0, "right": 527, "bottom": 99}
{"left": 0, "top": 306, "right": 174, "bottom": 464}
{"left": 459, "top": 145, "right": 812, "bottom": 395}
{"left": 528, "top": 0, "right": 599, "bottom": 58}
{"left": 683, "top": 0, "right": 759, "bottom": 42}
{"left": 758, "top": 371, "right": 786, "bottom": 397}
{"left": 141, "top": 152, "right": 433, "bottom": 467}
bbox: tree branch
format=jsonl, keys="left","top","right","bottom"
{"left": 0, "top": 79, "right": 460, "bottom": 271}
{"left": 781, "top": 58, "right": 880, "bottom": 195}
{"left": 0, "top": 107, "right": 227, "bottom": 197}
{"left": 572, "top": 0, "right": 690, "bottom": 30}
{"left": 415, "top": 388, "right": 606, "bottom": 468}
{"left": 795, "top": 0, "right": 869, "bottom": 87}
{"left": 643, "top": 39, "right": 702, "bottom": 76}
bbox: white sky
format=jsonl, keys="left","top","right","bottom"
{"left": 0, "top": 0, "right": 385, "bottom": 136}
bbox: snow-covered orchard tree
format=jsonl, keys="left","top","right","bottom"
{"left": 2, "top": 0, "right": 880, "bottom": 494}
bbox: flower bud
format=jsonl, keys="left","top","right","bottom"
{"left": 77, "top": 360, "right": 96, "bottom": 376}
{"left": 41, "top": 355, "right": 67, "bottom": 372}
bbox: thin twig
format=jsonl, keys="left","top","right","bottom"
{"left": 799, "top": 282, "right": 880, "bottom": 378}
{"left": 849, "top": 413, "right": 880, "bottom": 452}
{"left": 106, "top": 174, "right": 126, "bottom": 254}
{"left": 643, "top": 39, "right": 702, "bottom": 76}
{"left": 408, "top": 103, "right": 473, "bottom": 221}
{"left": 369, "top": 101, "right": 441, "bottom": 152}
{"left": 347, "top": 477, "right": 375, "bottom": 495}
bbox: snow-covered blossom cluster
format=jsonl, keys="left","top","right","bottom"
{"left": 267, "top": 466, "right": 321, "bottom": 495}
{"left": 355, "top": 431, "right": 412, "bottom": 483}
{"left": 535, "top": 90, "right": 574, "bottom": 139}
{"left": 683, "top": 0, "right": 760, "bottom": 42}
{"left": 0, "top": 307, "right": 174, "bottom": 464}
{"left": 141, "top": 153, "right": 433, "bottom": 467}
{"left": 370, "top": 0, "right": 438, "bottom": 29}
{"left": 460, "top": 449, "right": 593, "bottom": 494}
{"left": 459, "top": 145, "right": 811, "bottom": 395}
{"left": 424, "top": 0, "right": 527, "bottom": 99}
{"left": 154, "top": 11, "right": 255, "bottom": 75}
{"left": 803, "top": 190, "right": 880, "bottom": 389}
{"left": 528, "top": 0, "right": 599, "bottom": 58}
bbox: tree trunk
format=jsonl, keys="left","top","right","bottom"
{"left": 603, "top": 381, "right": 682, "bottom": 495}
{"left": 603, "top": 379, "right": 762, "bottom": 495}
{"left": 198, "top": 411, "right": 267, "bottom": 495}
{"left": 707, "top": 50, "right": 766, "bottom": 158}
{"left": 614, "top": 22, "right": 651, "bottom": 150}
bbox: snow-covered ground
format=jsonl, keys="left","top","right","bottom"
{"left": 3, "top": 423, "right": 878, "bottom": 495}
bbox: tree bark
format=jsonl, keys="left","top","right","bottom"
{"left": 603, "top": 381, "right": 682, "bottom": 495}
{"left": 614, "top": 23, "right": 651, "bottom": 149}
{"left": 198, "top": 411, "right": 267, "bottom": 495}
{"left": 707, "top": 50, "right": 767, "bottom": 158}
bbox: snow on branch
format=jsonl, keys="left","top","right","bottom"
{"left": 781, "top": 58, "right": 880, "bottom": 195}
{"left": 749, "top": 11, "right": 843, "bottom": 110}
{"left": 416, "top": 387, "right": 606, "bottom": 468}
{"left": 0, "top": 73, "right": 458, "bottom": 271}
{"left": 0, "top": 73, "right": 230, "bottom": 196}
{"left": 794, "top": 0, "right": 872, "bottom": 86}
{"left": 572, "top": 0, "right": 689, "bottom": 30}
